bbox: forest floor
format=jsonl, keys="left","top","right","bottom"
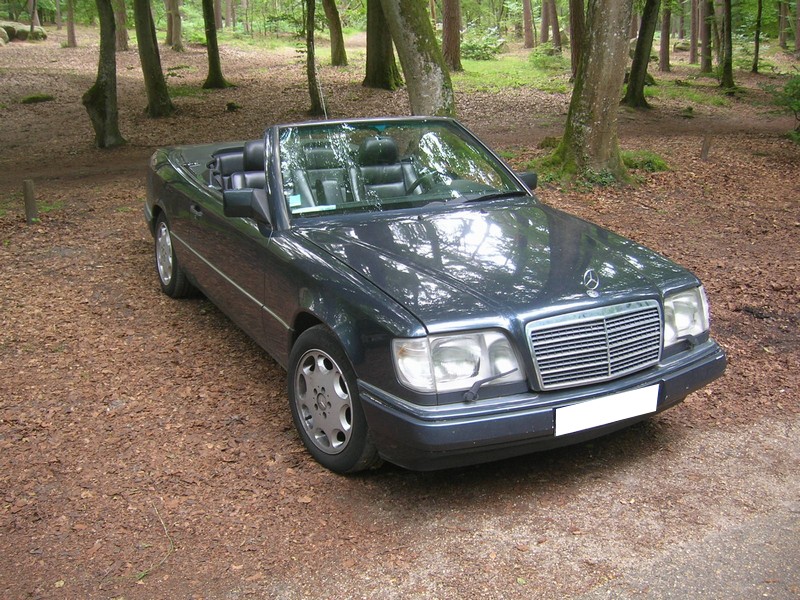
{"left": 1, "top": 26, "right": 799, "bottom": 600}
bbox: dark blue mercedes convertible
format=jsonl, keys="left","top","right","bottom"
{"left": 145, "top": 117, "right": 726, "bottom": 473}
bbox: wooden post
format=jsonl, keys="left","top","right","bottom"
{"left": 23, "top": 179, "right": 38, "bottom": 224}
{"left": 700, "top": 135, "right": 712, "bottom": 161}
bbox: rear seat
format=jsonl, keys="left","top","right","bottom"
{"left": 208, "top": 139, "right": 265, "bottom": 190}
{"left": 230, "top": 140, "right": 266, "bottom": 190}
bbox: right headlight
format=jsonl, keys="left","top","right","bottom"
{"left": 664, "top": 286, "right": 710, "bottom": 347}
{"left": 393, "top": 330, "right": 524, "bottom": 394}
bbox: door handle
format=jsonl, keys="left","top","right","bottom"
{"left": 189, "top": 204, "right": 203, "bottom": 217}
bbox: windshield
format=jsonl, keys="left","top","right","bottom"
{"left": 278, "top": 119, "right": 525, "bottom": 218}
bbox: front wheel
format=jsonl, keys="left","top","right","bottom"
{"left": 288, "top": 326, "right": 381, "bottom": 474}
{"left": 154, "top": 213, "right": 193, "bottom": 298}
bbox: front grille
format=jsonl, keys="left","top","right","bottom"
{"left": 527, "top": 301, "right": 662, "bottom": 390}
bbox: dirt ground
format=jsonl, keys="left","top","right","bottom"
{"left": 1, "top": 27, "right": 799, "bottom": 599}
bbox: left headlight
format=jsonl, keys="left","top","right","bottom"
{"left": 393, "top": 331, "right": 525, "bottom": 394}
{"left": 664, "top": 286, "right": 710, "bottom": 347}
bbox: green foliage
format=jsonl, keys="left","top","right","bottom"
{"left": 20, "top": 93, "right": 54, "bottom": 104}
{"left": 529, "top": 43, "right": 569, "bottom": 71}
{"left": 769, "top": 75, "right": 800, "bottom": 136}
{"left": 644, "top": 79, "right": 731, "bottom": 107}
{"left": 461, "top": 27, "right": 505, "bottom": 61}
{"left": 453, "top": 54, "right": 569, "bottom": 94}
{"left": 621, "top": 150, "right": 670, "bottom": 172}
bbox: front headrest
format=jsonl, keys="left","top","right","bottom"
{"left": 358, "top": 136, "right": 399, "bottom": 166}
{"left": 305, "top": 147, "right": 339, "bottom": 170}
{"left": 244, "top": 140, "right": 265, "bottom": 171}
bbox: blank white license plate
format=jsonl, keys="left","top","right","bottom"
{"left": 555, "top": 384, "right": 660, "bottom": 437}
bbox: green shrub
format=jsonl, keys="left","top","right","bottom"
{"left": 772, "top": 75, "right": 800, "bottom": 137}
{"left": 529, "top": 42, "right": 569, "bottom": 71}
{"left": 461, "top": 27, "right": 505, "bottom": 61}
{"left": 622, "top": 150, "right": 669, "bottom": 172}
{"left": 21, "top": 93, "right": 54, "bottom": 104}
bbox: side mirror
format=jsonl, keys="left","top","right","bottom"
{"left": 517, "top": 171, "right": 538, "bottom": 191}
{"left": 223, "top": 188, "right": 271, "bottom": 225}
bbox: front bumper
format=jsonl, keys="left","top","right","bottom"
{"left": 358, "top": 340, "right": 726, "bottom": 471}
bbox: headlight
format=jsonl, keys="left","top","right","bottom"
{"left": 393, "top": 331, "right": 524, "bottom": 394}
{"left": 664, "top": 287, "right": 710, "bottom": 347}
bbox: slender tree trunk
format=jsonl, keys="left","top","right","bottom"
{"left": 306, "top": 0, "right": 325, "bottom": 115}
{"left": 442, "top": 0, "right": 462, "bottom": 71}
{"left": 553, "top": 0, "right": 632, "bottom": 180}
{"left": 56, "top": 0, "right": 62, "bottom": 30}
{"left": 689, "top": 0, "right": 698, "bottom": 62}
{"left": 201, "top": 0, "right": 230, "bottom": 88}
{"left": 225, "top": 0, "right": 232, "bottom": 28}
{"left": 630, "top": 10, "right": 638, "bottom": 38}
{"left": 540, "top": 0, "right": 550, "bottom": 44}
{"left": 214, "top": 0, "right": 222, "bottom": 29}
{"left": 523, "top": 0, "right": 534, "bottom": 48}
{"left": 699, "top": 0, "right": 712, "bottom": 72}
{"left": 549, "top": 0, "right": 562, "bottom": 49}
{"left": 752, "top": 0, "right": 762, "bottom": 71}
{"left": 164, "top": 0, "right": 174, "bottom": 45}
{"left": 363, "top": 0, "right": 402, "bottom": 89}
{"left": 66, "top": 0, "right": 77, "bottom": 46}
{"left": 113, "top": 0, "right": 129, "bottom": 50}
{"left": 679, "top": 0, "right": 686, "bottom": 38}
{"left": 322, "top": 0, "right": 348, "bottom": 66}
{"left": 659, "top": 5, "right": 671, "bottom": 71}
{"left": 719, "top": 0, "right": 734, "bottom": 88}
{"left": 169, "top": 0, "right": 184, "bottom": 51}
{"left": 83, "top": 0, "right": 126, "bottom": 148}
{"left": 778, "top": 1, "right": 787, "bottom": 48}
{"left": 379, "top": 0, "right": 455, "bottom": 116}
{"left": 133, "top": 0, "right": 175, "bottom": 116}
{"left": 28, "top": 0, "right": 41, "bottom": 27}
{"left": 241, "top": 0, "right": 249, "bottom": 33}
{"left": 568, "top": 0, "right": 586, "bottom": 78}
{"left": 623, "top": 0, "right": 660, "bottom": 108}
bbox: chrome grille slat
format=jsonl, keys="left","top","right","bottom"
{"left": 527, "top": 301, "right": 662, "bottom": 390}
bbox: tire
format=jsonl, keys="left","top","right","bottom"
{"left": 154, "top": 213, "right": 193, "bottom": 298}
{"left": 288, "top": 326, "right": 381, "bottom": 474}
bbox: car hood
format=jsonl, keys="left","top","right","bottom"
{"left": 298, "top": 200, "right": 696, "bottom": 333}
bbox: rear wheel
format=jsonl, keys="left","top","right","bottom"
{"left": 154, "top": 214, "right": 193, "bottom": 298}
{"left": 288, "top": 326, "right": 381, "bottom": 473}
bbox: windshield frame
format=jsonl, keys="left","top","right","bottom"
{"left": 272, "top": 117, "right": 531, "bottom": 224}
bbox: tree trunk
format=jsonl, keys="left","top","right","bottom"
{"left": 363, "top": 0, "right": 402, "bottom": 89}
{"left": 568, "top": 0, "right": 585, "bottom": 78}
{"left": 699, "top": 0, "right": 712, "bottom": 72}
{"left": 83, "top": 0, "right": 126, "bottom": 148}
{"left": 659, "top": 5, "right": 671, "bottom": 71}
{"left": 306, "top": 0, "right": 325, "bottom": 116}
{"left": 442, "top": 0, "right": 462, "bottom": 71}
{"left": 549, "top": 0, "right": 562, "bottom": 49}
{"left": 752, "top": 0, "right": 762, "bottom": 72}
{"left": 214, "top": 0, "right": 222, "bottom": 29}
{"left": 623, "top": 0, "right": 660, "bottom": 108}
{"left": 778, "top": 1, "right": 787, "bottom": 49}
{"left": 164, "top": 0, "right": 173, "bottom": 45}
{"left": 167, "top": 0, "right": 184, "bottom": 51}
{"left": 379, "top": 0, "right": 455, "bottom": 116}
{"left": 322, "top": 0, "right": 348, "bottom": 66}
{"left": 679, "top": 0, "right": 686, "bottom": 38}
{"left": 225, "top": 0, "right": 232, "bottom": 28}
{"left": 540, "top": 0, "right": 550, "bottom": 44}
{"left": 132, "top": 0, "right": 175, "bottom": 117}
{"left": 796, "top": 0, "right": 800, "bottom": 54}
{"left": 689, "top": 0, "right": 698, "bottom": 62}
{"left": 629, "top": 10, "right": 638, "bottom": 38}
{"left": 56, "top": 0, "right": 62, "bottom": 30}
{"left": 523, "top": 0, "right": 534, "bottom": 48}
{"left": 201, "top": 0, "right": 230, "bottom": 88}
{"left": 66, "top": 0, "right": 77, "bottom": 47}
{"left": 113, "top": 0, "right": 129, "bottom": 51}
{"left": 28, "top": 0, "right": 41, "bottom": 27}
{"left": 241, "top": 0, "right": 249, "bottom": 33}
{"left": 719, "top": 0, "right": 734, "bottom": 88}
{"left": 553, "top": 0, "right": 632, "bottom": 180}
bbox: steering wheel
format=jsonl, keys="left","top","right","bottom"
{"left": 407, "top": 170, "right": 447, "bottom": 194}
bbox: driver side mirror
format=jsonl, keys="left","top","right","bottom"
{"left": 517, "top": 171, "right": 538, "bottom": 191}
{"left": 223, "top": 188, "right": 271, "bottom": 226}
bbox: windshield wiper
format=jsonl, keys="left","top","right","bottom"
{"left": 463, "top": 190, "right": 530, "bottom": 204}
